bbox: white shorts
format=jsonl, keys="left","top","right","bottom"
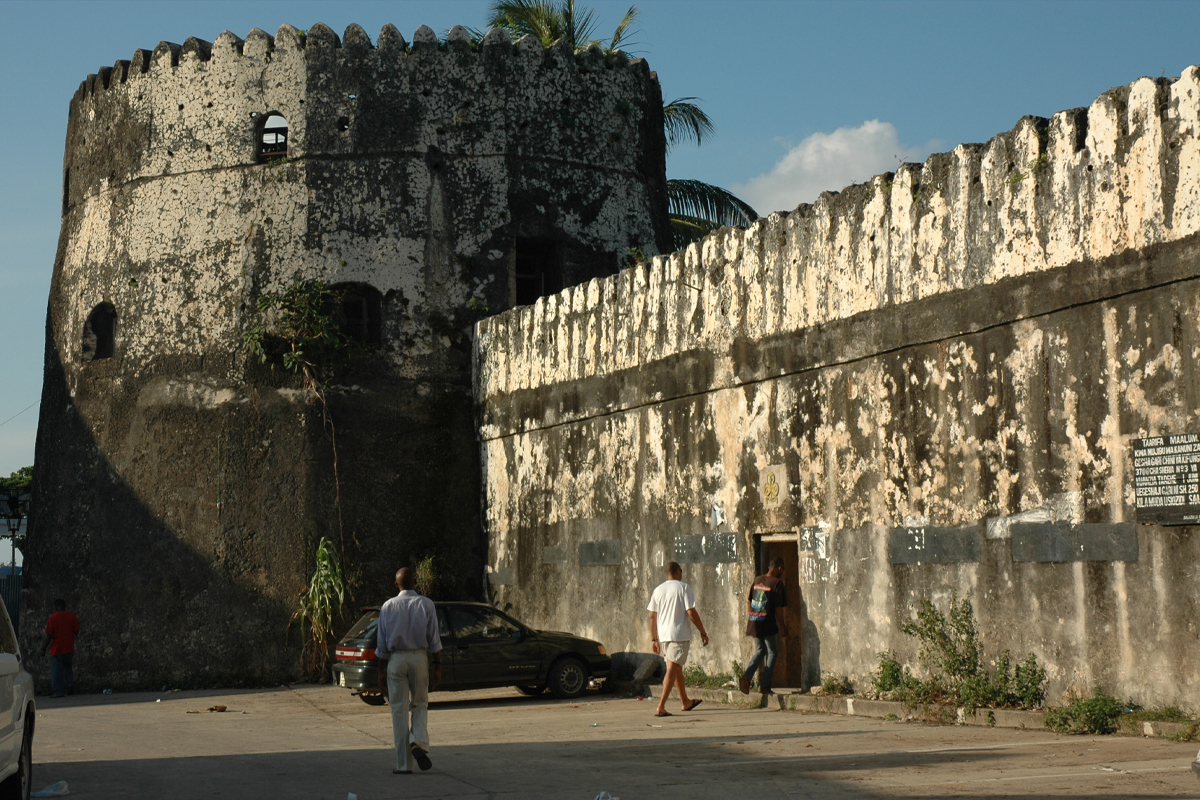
{"left": 661, "top": 640, "right": 691, "bottom": 666}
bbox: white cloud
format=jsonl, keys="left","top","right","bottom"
{"left": 735, "top": 120, "right": 936, "bottom": 215}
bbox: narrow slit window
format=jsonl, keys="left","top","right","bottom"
{"left": 83, "top": 303, "right": 117, "bottom": 361}
{"left": 514, "top": 239, "right": 563, "bottom": 306}
{"left": 259, "top": 113, "right": 289, "bottom": 161}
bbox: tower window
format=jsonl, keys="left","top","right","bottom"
{"left": 514, "top": 239, "right": 563, "bottom": 306}
{"left": 331, "top": 284, "right": 382, "bottom": 345}
{"left": 83, "top": 303, "right": 117, "bottom": 361}
{"left": 259, "top": 113, "right": 288, "bottom": 161}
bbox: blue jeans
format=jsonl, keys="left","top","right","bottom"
{"left": 745, "top": 634, "right": 779, "bottom": 691}
{"left": 51, "top": 653, "right": 74, "bottom": 697}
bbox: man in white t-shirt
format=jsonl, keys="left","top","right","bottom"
{"left": 647, "top": 561, "right": 709, "bottom": 717}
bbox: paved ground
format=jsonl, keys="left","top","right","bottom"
{"left": 28, "top": 684, "right": 1200, "bottom": 799}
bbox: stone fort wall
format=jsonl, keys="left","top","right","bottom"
{"left": 30, "top": 22, "right": 671, "bottom": 688}
{"left": 476, "top": 67, "right": 1200, "bottom": 705}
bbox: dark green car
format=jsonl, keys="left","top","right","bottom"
{"left": 332, "top": 602, "right": 611, "bottom": 704}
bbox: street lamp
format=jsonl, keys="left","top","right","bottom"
{"left": 3, "top": 494, "right": 24, "bottom": 576}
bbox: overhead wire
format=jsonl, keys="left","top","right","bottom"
{"left": 0, "top": 400, "right": 38, "bottom": 429}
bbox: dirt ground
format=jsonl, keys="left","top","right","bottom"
{"left": 27, "top": 684, "right": 1200, "bottom": 799}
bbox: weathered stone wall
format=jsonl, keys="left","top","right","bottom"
{"left": 29, "top": 22, "right": 670, "bottom": 688}
{"left": 476, "top": 67, "right": 1200, "bottom": 707}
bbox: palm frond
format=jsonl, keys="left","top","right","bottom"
{"left": 562, "top": 0, "right": 599, "bottom": 50}
{"left": 488, "top": 0, "right": 600, "bottom": 50}
{"left": 663, "top": 97, "right": 715, "bottom": 151}
{"left": 670, "top": 215, "right": 719, "bottom": 249}
{"left": 488, "top": 0, "right": 560, "bottom": 47}
{"left": 457, "top": 25, "right": 491, "bottom": 45}
{"left": 607, "top": 5, "right": 640, "bottom": 54}
{"left": 668, "top": 179, "right": 758, "bottom": 228}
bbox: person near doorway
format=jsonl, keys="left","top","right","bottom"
{"left": 647, "top": 561, "right": 709, "bottom": 717}
{"left": 375, "top": 567, "right": 443, "bottom": 774}
{"left": 42, "top": 598, "right": 80, "bottom": 698}
{"left": 739, "top": 556, "right": 789, "bottom": 696}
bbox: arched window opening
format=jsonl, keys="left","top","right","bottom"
{"left": 83, "top": 303, "right": 117, "bottom": 362}
{"left": 331, "top": 284, "right": 382, "bottom": 346}
{"left": 258, "top": 113, "right": 289, "bottom": 162}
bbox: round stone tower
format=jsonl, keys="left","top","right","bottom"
{"left": 29, "top": 22, "right": 671, "bottom": 688}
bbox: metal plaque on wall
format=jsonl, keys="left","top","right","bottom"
{"left": 673, "top": 533, "right": 737, "bottom": 564}
{"left": 1132, "top": 434, "right": 1200, "bottom": 525}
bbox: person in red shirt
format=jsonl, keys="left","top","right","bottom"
{"left": 43, "top": 599, "right": 80, "bottom": 698}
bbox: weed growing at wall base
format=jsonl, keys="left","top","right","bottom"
{"left": 288, "top": 536, "right": 346, "bottom": 682}
{"left": 682, "top": 663, "right": 739, "bottom": 689}
{"left": 1116, "top": 705, "right": 1196, "bottom": 736}
{"left": 821, "top": 673, "right": 854, "bottom": 696}
{"left": 872, "top": 595, "right": 1047, "bottom": 712}
{"left": 1044, "top": 689, "right": 1125, "bottom": 735}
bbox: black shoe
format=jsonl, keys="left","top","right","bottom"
{"left": 411, "top": 744, "right": 432, "bottom": 771}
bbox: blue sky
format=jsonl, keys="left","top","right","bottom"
{"left": 2, "top": 0, "right": 1200, "bottom": 475}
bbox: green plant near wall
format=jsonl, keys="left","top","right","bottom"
{"left": 414, "top": 554, "right": 454, "bottom": 600}
{"left": 242, "top": 278, "right": 363, "bottom": 551}
{"left": 243, "top": 279, "right": 363, "bottom": 676}
{"left": 289, "top": 536, "right": 346, "bottom": 681}
{"left": 242, "top": 278, "right": 361, "bottom": 383}
{"left": 900, "top": 594, "right": 982, "bottom": 689}
{"left": 1043, "top": 689, "right": 1125, "bottom": 735}
{"left": 681, "top": 662, "right": 738, "bottom": 689}
{"left": 821, "top": 673, "right": 854, "bottom": 696}
{"left": 874, "top": 594, "right": 1047, "bottom": 712}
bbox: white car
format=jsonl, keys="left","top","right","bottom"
{"left": 1193, "top": 748, "right": 1200, "bottom": 780}
{"left": 0, "top": 601, "right": 34, "bottom": 800}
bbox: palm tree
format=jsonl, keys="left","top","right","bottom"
{"left": 485, "top": 1, "right": 758, "bottom": 249}
{"left": 486, "top": 0, "right": 638, "bottom": 54}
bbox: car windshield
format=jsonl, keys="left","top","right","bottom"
{"left": 343, "top": 611, "right": 378, "bottom": 640}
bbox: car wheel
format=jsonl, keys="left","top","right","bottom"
{"left": 358, "top": 692, "right": 387, "bottom": 706}
{"left": 0, "top": 716, "right": 32, "bottom": 800}
{"left": 548, "top": 657, "right": 588, "bottom": 699}
{"left": 514, "top": 685, "right": 545, "bottom": 696}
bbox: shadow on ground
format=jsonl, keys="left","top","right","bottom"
{"left": 29, "top": 736, "right": 1193, "bottom": 800}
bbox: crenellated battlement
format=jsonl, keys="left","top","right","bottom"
{"left": 476, "top": 64, "right": 1200, "bottom": 438}
{"left": 71, "top": 23, "right": 654, "bottom": 102}
{"left": 63, "top": 22, "right": 664, "bottom": 215}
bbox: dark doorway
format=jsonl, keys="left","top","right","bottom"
{"left": 513, "top": 238, "right": 563, "bottom": 306}
{"left": 761, "top": 537, "right": 803, "bottom": 689}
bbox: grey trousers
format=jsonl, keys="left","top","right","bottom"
{"left": 386, "top": 649, "right": 430, "bottom": 771}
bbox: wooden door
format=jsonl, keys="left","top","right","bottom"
{"left": 764, "top": 541, "right": 803, "bottom": 688}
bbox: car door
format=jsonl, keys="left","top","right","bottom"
{"left": 446, "top": 605, "right": 540, "bottom": 686}
{"left": 0, "top": 604, "right": 18, "bottom": 768}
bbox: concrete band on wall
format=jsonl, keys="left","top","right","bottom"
{"left": 476, "top": 66, "right": 1200, "bottom": 705}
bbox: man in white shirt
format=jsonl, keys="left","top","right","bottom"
{"left": 375, "top": 567, "right": 443, "bottom": 773}
{"left": 647, "top": 561, "right": 709, "bottom": 717}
